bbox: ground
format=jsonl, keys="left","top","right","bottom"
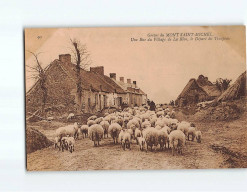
{"left": 26, "top": 107, "right": 247, "bottom": 171}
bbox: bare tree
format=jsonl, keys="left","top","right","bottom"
{"left": 26, "top": 51, "right": 48, "bottom": 116}
{"left": 69, "top": 39, "right": 91, "bottom": 112}
{"left": 214, "top": 78, "right": 232, "bottom": 92}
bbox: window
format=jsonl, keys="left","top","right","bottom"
{"left": 95, "top": 94, "right": 98, "bottom": 104}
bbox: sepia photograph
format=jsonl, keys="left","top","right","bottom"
{"left": 25, "top": 26, "right": 246, "bottom": 171}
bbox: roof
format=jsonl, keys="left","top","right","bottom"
{"left": 112, "top": 79, "right": 146, "bottom": 95}
{"left": 200, "top": 85, "right": 221, "bottom": 97}
{"left": 61, "top": 61, "right": 126, "bottom": 94}
{"left": 217, "top": 71, "right": 246, "bottom": 101}
{"left": 177, "top": 77, "right": 221, "bottom": 100}
{"left": 177, "top": 79, "right": 202, "bottom": 99}
{"left": 27, "top": 59, "right": 126, "bottom": 95}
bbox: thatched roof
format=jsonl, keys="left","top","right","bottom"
{"left": 217, "top": 71, "right": 246, "bottom": 102}
{"left": 201, "top": 85, "right": 221, "bottom": 97}
{"left": 177, "top": 76, "right": 221, "bottom": 101}
{"left": 177, "top": 78, "right": 205, "bottom": 99}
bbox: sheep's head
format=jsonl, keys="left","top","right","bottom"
{"left": 130, "top": 124, "right": 136, "bottom": 131}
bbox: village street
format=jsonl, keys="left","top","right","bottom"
{"left": 26, "top": 107, "right": 247, "bottom": 171}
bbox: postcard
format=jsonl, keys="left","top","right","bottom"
{"left": 25, "top": 26, "right": 246, "bottom": 171}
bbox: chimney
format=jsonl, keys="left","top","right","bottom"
{"left": 127, "top": 79, "right": 131, "bottom": 84}
{"left": 120, "top": 77, "right": 124, "bottom": 83}
{"left": 90, "top": 66, "right": 104, "bottom": 75}
{"left": 110, "top": 73, "right": 116, "bottom": 80}
{"left": 59, "top": 54, "right": 71, "bottom": 64}
{"left": 133, "top": 81, "right": 137, "bottom": 87}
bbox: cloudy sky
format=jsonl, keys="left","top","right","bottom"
{"left": 25, "top": 26, "right": 246, "bottom": 103}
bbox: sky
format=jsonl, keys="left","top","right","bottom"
{"left": 25, "top": 26, "right": 246, "bottom": 103}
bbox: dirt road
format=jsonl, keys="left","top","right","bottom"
{"left": 26, "top": 110, "right": 247, "bottom": 171}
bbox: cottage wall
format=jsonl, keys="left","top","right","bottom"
{"left": 26, "top": 62, "right": 76, "bottom": 114}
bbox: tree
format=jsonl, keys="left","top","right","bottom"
{"left": 70, "top": 39, "right": 91, "bottom": 112}
{"left": 215, "top": 78, "right": 232, "bottom": 92}
{"left": 26, "top": 51, "right": 48, "bottom": 116}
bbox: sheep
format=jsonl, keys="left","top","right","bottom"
{"left": 67, "top": 113, "right": 75, "bottom": 121}
{"left": 155, "top": 119, "right": 165, "bottom": 128}
{"left": 118, "top": 130, "right": 125, "bottom": 145}
{"left": 116, "top": 117, "right": 124, "bottom": 127}
{"left": 108, "top": 123, "right": 122, "bottom": 144}
{"left": 47, "top": 116, "right": 54, "bottom": 122}
{"left": 156, "top": 110, "right": 164, "bottom": 117}
{"left": 87, "top": 120, "right": 96, "bottom": 127}
{"left": 141, "top": 120, "right": 151, "bottom": 129}
{"left": 80, "top": 125, "right": 89, "bottom": 139}
{"left": 134, "top": 128, "right": 142, "bottom": 144}
{"left": 54, "top": 136, "right": 60, "bottom": 150}
{"left": 95, "top": 117, "right": 103, "bottom": 124}
{"left": 66, "top": 137, "right": 75, "bottom": 153}
{"left": 150, "top": 117, "right": 157, "bottom": 127}
{"left": 104, "top": 112, "right": 109, "bottom": 117}
{"left": 142, "top": 127, "right": 159, "bottom": 152}
{"left": 61, "top": 137, "right": 68, "bottom": 152}
{"left": 157, "top": 128, "right": 169, "bottom": 150}
{"left": 65, "top": 123, "right": 79, "bottom": 139}
{"left": 55, "top": 127, "right": 67, "bottom": 143}
{"left": 100, "top": 120, "right": 110, "bottom": 138}
{"left": 122, "top": 131, "right": 131, "bottom": 150}
{"left": 88, "top": 124, "right": 104, "bottom": 147}
{"left": 162, "top": 125, "right": 172, "bottom": 135}
{"left": 195, "top": 131, "right": 202, "bottom": 143}
{"left": 73, "top": 122, "right": 81, "bottom": 139}
{"left": 127, "top": 119, "right": 140, "bottom": 130}
{"left": 187, "top": 127, "right": 196, "bottom": 141}
{"left": 170, "top": 110, "right": 175, "bottom": 118}
{"left": 177, "top": 122, "right": 191, "bottom": 137}
{"left": 168, "top": 130, "right": 186, "bottom": 156}
{"left": 87, "top": 115, "right": 97, "bottom": 121}
{"left": 137, "top": 137, "right": 147, "bottom": 152}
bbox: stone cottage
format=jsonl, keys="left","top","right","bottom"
{"left": 26, "top": 54, "right": 147, "bottom": 114}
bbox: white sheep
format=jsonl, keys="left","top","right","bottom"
{"left": 127, "top": 119, "right": 141, "bottom": 130}
{"left": 66, "top": 137, "right": 75, "bottom": 153}
{"left": 64, "top": 123, "right": 79, "bottom": 139}
{"left": 195, "top": 130, "right": 202, "bottom": 143}
{"left": 141, "top": 120, "right": 151, "bottom": 129}
{"left": 80, "top": 125, "right": 89, "bottom": 139}
{"left": 157, "top": 128, "right": 169, "bottom": 150}
{"left": 88, "top": 124, "right": 104, "bottom": 146}
{"left": 168, "top": 130, "right": 186, "bottom": 156}
{"left": 187, "top": 127, "right": 196, "bottom": 141}
{"left": 87, "top": 115, "right": 97, "bottom": 121}
{"left": 55, "top": 127, "right": 67, "bottom": 142}
{"left": 137, "top": 137, "right": 147, "bottom": 152}
{"left": 134, "top": 129, "right": 142, "bottom": 144}
{"left": 100, "top": 120, "right": 110, "bottom": 138}
{"left": 177, "top": 122, "right": 191, "bottom": 137}
{"left": 142, "top": 127, "right": 159, "bottom": 152}
{"left": 149, "top": 117, "right": 157, "bottom": 127}
{"left": 155, "top": 118, "right": 165, "bottom": 128}
{"left": 54, "top": 136, "right": 60, "bottom": 150}
{"left": 87, "top": 120, "right": 96, "bottom": 127}
{"left": 67, "top": 113, "right": 75, "bottom": 121}
{"left": 122, "top": 131, "right": 131, "bottom": 150}
{"left": 95, "top": 117, "right": 103, "bottom": 124}
{"left": 118, "top": 130, "right": 125, "bottom": 145}
{"left": 108, "top": 123, "right": 122, "bottom": 144}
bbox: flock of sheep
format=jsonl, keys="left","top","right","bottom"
{"left": 54, "top": 105, "right": 202, "bottom": 155}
